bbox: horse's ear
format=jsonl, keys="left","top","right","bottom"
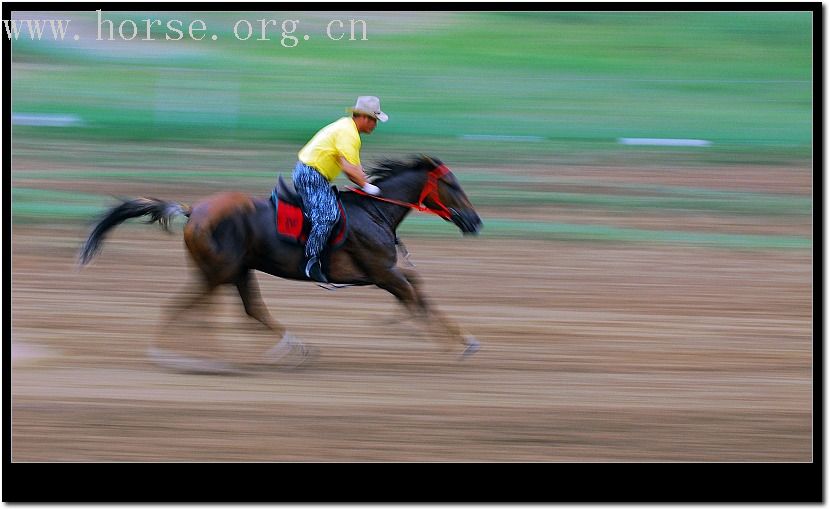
{"left": 421, "top": 154, "right": 437, "bottom": 168}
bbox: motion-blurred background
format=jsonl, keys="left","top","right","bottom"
{"left": 9, "top": 11, "right": 814, "bottom": 463}
{"left": 12, "top": 11, "right": 812, "bottom": 239}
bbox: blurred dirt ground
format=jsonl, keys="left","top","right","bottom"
{"left": 10, "top": 164, "right": 813, "bottom": 462}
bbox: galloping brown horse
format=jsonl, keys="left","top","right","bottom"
{"left": 79, "top": 155, "right": 483, "bottom": 368}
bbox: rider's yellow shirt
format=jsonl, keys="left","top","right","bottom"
{"left": 298, "top": 117, "right": 362, "bottom": 182}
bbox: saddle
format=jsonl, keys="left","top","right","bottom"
{"left": 270, "top": 176, "right": 348, "bottom": 250}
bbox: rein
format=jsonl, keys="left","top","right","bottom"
{"left": 347, "top": 164, "right": 453, "bottom": 220}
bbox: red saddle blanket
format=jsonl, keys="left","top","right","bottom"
{"left": 275, "top": 197, "right": 348, "bottom": 249}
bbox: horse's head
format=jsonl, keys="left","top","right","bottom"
{"left": 366, "top": 156, "right": 483, "bottom": 235}
{"left": 418, "top": 156, "right": 483, "bottom": 235}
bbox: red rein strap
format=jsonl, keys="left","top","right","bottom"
{"left": 348, "top": 164, "right": 453, "bottom": 220}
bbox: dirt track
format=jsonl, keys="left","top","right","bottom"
{"left": 11, "top": 165, "right": 813, "bottom": 462}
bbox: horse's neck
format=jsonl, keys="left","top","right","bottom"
{"left": 368, "top": 172, "right": 428, "bottom": 230}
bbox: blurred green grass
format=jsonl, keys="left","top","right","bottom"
{"left": 11, "top": 11, "right": 813, "bottom": 248}
{"left": 12, "top": 11, "right": 812, "bottom": 150}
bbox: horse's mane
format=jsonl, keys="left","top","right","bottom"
{"left": 366, "top": 155, "right": 442, "bottom": 184}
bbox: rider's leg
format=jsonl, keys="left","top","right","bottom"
{"left": 292, "top": 162, "right": 338, "bottom": 282}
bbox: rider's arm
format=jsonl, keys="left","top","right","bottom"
{"left": 339, "top": 157, "right": 381, "bottom": 196}
{"left": 338, "top": 156, "right": 369, "bottom": 187}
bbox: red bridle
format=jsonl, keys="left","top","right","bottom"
{"left": 348, "top": 164, "right": 454, "bottom": 220}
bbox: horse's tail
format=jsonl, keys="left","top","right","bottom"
{"left": 78, "top": 197, "right": 192, "bottom": 266}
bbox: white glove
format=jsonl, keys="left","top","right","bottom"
{"left": 362, "top": 183, "right": 381, "bottom": 196}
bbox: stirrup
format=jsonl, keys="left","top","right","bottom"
{"left": 316, "top": 282, "right": 355, "bottom": 291}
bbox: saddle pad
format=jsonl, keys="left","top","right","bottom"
{"left": 277, "top": 199, "right": 304, "bottom": 239}
{"left": 272, "top": 195, "right": 348, "bottom": 250}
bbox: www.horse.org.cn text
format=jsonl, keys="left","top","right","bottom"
{"left": 3, "top": 11, "right": 370, "bottom": 47}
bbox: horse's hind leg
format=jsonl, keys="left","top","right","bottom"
{"left": 235, "top": 270, "right": 285, "bottom": 337}
{"left": 234, "top": 270, "right": 311, "bottom": 366}
{"left": 171, "top": 278, "right": 217, "bottom": 316}
{"left": 153, "top": 278, "right": 217, "bottom": 341}
{"left": 148, "top": 278, "right": 242, "bottom": 373}
{"left": 151, "top": 214, "right": 242, "bottom": 369}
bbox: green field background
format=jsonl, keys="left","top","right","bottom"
{"left": 10, "top": 11, "right": 813, "bottom": 248}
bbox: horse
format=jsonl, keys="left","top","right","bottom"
{"left": 78, "top": 155, "right": 483, "bottom": 369}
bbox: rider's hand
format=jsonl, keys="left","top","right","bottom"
{"left": 362, "top": 183, "right": 381, "bottom": 196}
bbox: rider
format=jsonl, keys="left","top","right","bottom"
{"left": 293, "top": 96, "right": 387, "bottom": 283}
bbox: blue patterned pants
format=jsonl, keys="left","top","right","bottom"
{"left": 292, "top": 161, "right": 339, "bottom": 260}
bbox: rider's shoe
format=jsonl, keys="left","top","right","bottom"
{"left": 304, "top": 257, "right": 328, "bottom": 283}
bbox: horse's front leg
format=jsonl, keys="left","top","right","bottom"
{"left": 374, "top": 266, "right": 479, "bottom": 356}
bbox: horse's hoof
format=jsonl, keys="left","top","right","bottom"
{"left": 289, "top": 344, "right": 319, "bottom": 369}
{"left": 263, "top": 332, "right": 316, "bottom": 369}
{"left": 459, "top": 336, "right": 480, "bottom": 359}
{"left": 264, "top": 332, "right": 298, "bottom": 363}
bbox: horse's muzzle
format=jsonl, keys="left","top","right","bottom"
{"left": 450, "top": 208, "right": 483, "bottom": 235}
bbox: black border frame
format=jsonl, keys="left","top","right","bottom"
{"left": 2, "top": 2, "right": 822, "bottom": 503}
